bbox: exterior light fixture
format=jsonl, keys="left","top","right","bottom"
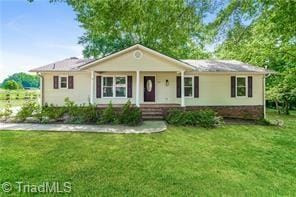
{"left": 166, "top": 79, "right": 169, "bottom": 86}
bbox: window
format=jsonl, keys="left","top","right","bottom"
{"left": 60, "top": 76, "right": 67, "bottom": 88}
{"left": 102, "top": 76, "right": 127, "bottom": 98}
{"left": 115, "top": 76, "right": 126, "bottom": 97}
{"left": 103, "top": 77, "right": 113, "bottom": 97}
{"left": 184, "top": 77, "right": 193, "bottom": 97}
{"left": 236, "top": 77, "right": 247, "bottom": 97}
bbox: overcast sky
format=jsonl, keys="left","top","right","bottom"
{"left": 0, "top": 0, "right": 84, "bottom": 82}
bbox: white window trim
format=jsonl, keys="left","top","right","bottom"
{"left": 59, "top": 75, "right": 68, "bottom": 89}
{"left": 184, "top": 75, "right": 194, "bottom": 98}
{"left": 102, "top": 76, "right": 113, "bottom": 98}
{"left": 236, "top": 76, "right": 248, "bottom": 98}
{"left": 101, "top": 75, "right": 127, "bottom": 98}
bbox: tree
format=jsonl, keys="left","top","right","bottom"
{"left": 1, "top": 73, "right": 40, "bottom": 89}
{"left": 266, "top": 67, "right": 296, "bottom": 115}
{"left": 2, "top": 80, "right": 21, "bottom": 90}
{"left": 211, "top": 1, "right": 296, "bottom": 72}
{"left": 209, "top": 0, "right": 296, "bottom": 113}
{"left": 42, "top": 0, "right": 216, "bottom": 59}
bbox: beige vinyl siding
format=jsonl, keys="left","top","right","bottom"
{"left": 42, "top": 71, "right": 264, "bottom": 106}
{"left": 184, "top": 74, "right": 263, "bottom": 106}
{"left": 95, "top": 72, "right": 263, "bottom": 105}
{"left": 88, "top": 49, "right": 186, "bottom": 72}
{"left": 42, "top": 72, "right": 90, "bottom": 106}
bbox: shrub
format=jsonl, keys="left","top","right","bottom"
{"left": 165, "top": 109, "right": 184, "bottom": 125}
{"left": 64, "top": 97, "right": 78, "bottom": 118}
{"left": 166, "top": 109, "right": 223, "bottom": 128}
{"left": 62, "top": 98, "right": 100, "bottom": 124}
{"left": 67, "top": 104, "right": 100, "bottom": 124}
{"left": 79, "top": 104, "right": 100, "bottom": 123}
{"left": 194, "top": 110, "right": 223, "bottom": 128}
{"left": 119, "top": 100, "right": 142, "bottom": 126}
{"left": 16, "top": 101, "right": 40, "bottom": 121}
{"left": 0, "top": 104, "right": 13, "bottom": 121}
{"left": 100, "top": 102, "right": 117, "bottom": 124}
{"left": 41, "top": 104, "right": 65, "bottom": 121}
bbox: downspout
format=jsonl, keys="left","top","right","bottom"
{"left": 37, "top": 72, "right": 44, "bottom": 106}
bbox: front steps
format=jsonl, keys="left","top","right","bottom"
{"left": 141, "top": 107, "right": 164, "bottom": 120}
{"left": 97, "top": 103, "right": 181, "bottom": 120}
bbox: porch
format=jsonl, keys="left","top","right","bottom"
{"left": 89, "top": 70, "right": 190, "bottom": 107}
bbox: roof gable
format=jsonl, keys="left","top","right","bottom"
{"left": 79, "top": 44, "right": 195, "bottom": 71}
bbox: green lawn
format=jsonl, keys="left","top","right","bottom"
{"left": 0, "top": 111, "right": 295, "bottom": 196}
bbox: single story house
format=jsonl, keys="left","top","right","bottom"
{"left": 30, "top": 44, "right": 268, "bottom": 120}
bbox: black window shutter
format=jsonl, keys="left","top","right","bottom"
{"left": 53, "top": 76, "right": 59, "bottom": 89}
{"left": 194, "top": 76, "right": 199, "bottom": 98}
{"left": 68, "top": 76, "right": 74, "bottom": 89}
{"left": 96, "top": 76, "right": 101, "bottom": 98}
{"left": 127, "top": 76, "right": 132, "bottom": 98}
{"left": 231, "top": 76, "right": 236, "bottom": 97}
{"left": 248, "top": 76, "right": 253, "bottom": 97}
{"left": 176, "top": 76, "right": 181, "bottom": 98}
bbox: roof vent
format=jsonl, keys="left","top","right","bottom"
{"left": 70, "top": 57, "right": 78, "bottom": 59}
{"left": 133, "top": 50, "right": 143, "bottom": 59}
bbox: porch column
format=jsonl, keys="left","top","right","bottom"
{"left": 136, "top": 70, "right": 140, "bottom": 107}
{"left": 181, "top": 70, "right": 185, "bottom": 107}
{"left": 90, "top": 70, "right": 95, "bottom": 104}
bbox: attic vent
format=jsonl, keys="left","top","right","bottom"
{"left": 133, "top": 50, "right": 143, "bottom": 59}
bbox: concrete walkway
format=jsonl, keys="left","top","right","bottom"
{"left": 0, "top": 121, "right": 167, "bottom": 134}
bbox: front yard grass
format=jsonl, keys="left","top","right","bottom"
{"left": 0, "top": 110, "right": 295, "bottom": 196}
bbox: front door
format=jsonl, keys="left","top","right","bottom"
{"left": 144, "top": 76, "right": 155, "bottom": 102}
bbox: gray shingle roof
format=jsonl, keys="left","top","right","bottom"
{"left": 181, "top": 59, "right": 266, "bottom": 73}
{"left": 30, "top": 57, "right": 266, "bottom": 73}
{"left": 29, "top": 57, "right": 94, "bottom": 72}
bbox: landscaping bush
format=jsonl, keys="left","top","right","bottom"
{"left": 100, "top": 102, "right": 117, "bottom": 124}
{"left": 16, "top": 101, "right": 40, "bottom": 121}
{"left": 64, "top": 97, "right": 78, "bottom": 118}
{"left": 0, "top": 104, "right": 13, "bottom": 121}
{"left": 67, "top": 104, "right": 100, "bottom": 124}
{"left": 41, "top": 104, "right": 65, "bottom": 122}
{"left": 12, "top": 98, "right": 141, "bottom": 126}
{"left": 62, "top": 98, "right": 100, "bottom": 124}
{"left": 166, "top": 109, "right": 223, "bottom": 128}
{"left": 119, "top": 100, "right": 142, "bottom": 126}
{"left": 76, "top": 104, "right": 100, "bottom": 124}
{"left": 165, "top": 109, "right": 184, "bottom": 125}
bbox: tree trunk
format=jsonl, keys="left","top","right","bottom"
{"left": 285, "top": 100, "right": 289, "bottom": 115}
{"left": 275, "top": 101, "right": 281, "bottom": 114}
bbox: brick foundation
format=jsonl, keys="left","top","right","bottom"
{"left": 185, "top": 105, "right": 264, "bottom": 120}
{"left": 96, "top": 104, "right": 264, "bottom": 120}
